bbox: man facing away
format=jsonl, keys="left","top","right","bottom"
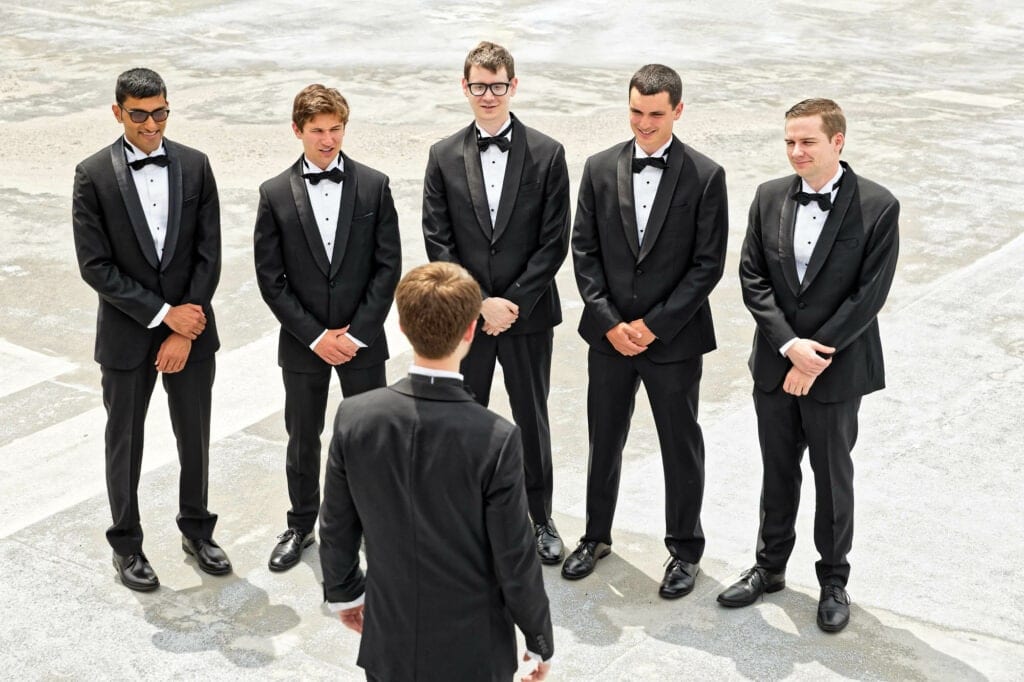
{"left": 320, "top": 262, "right": 553, "bottom": 682}
{"left": 720, "top": 98, "right": 899, "bottom": 633}
{"left": 254, "top": 84, "right": 401, "bottom": 572}
{"left": 73, "top": 67, "right": 231, "bottom": 590}
{"left": 422, "top": 41, "right": 572, "bottom": 566}
{"left": 567, "top": 64, "right": 729, "bottom": 599}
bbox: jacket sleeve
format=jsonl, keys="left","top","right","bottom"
{"left": 348, "top": 176, "right": 402, "bottom": 345}
{"left": 184, "top": 154, "right": 222, "bottom": 311}
{"left": 319, "top": 412, "right": 366, "bottom": 603}
{"left": 572, "top": 158, "right": 622, "bottom": 334}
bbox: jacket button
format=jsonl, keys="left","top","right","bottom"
{"left": 490, "top": 248, "right": 497, "bottom": 255}
{"left": 330, "top": 280, "right": 337, "bottom": 289}
{"left": 798, "top": 301, "right": 807, "bottom": 309}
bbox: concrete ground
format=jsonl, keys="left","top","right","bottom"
{"left": 1, "top": 1, "right": 1022, "bottom": 679}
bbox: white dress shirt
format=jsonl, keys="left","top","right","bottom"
{"left": 633, "top": 140, "right": 671, "bottom": 245}
{"left": 478, "top": 118, "right": 512, "bottom": 228}
{"left": 124, "top": 138, "right": 171, "bottom": 328}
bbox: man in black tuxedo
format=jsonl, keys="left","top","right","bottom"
{"left": 320, "top": 262, "right": 553, "bottom": 682}
{"left": 73, "top": 67, "right": 231, "bottom": 591}
{"left": 254, "top": 84, "right": 401, "bottom": 572}
{"left": 720, "top": 98, "right": 899, "bottom": 633}
{"left": 567, "top": 64, "right": 728, "bottom": 598}
{"left": 422, "top": 41, "right": 571, "bottom": 565}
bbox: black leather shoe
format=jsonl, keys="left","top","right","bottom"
{"left": 182, "top": 536, "right": 232, "bottom": 575}
{"left": 658, "top": 557, "right": 700, "bottom": 599}
{"left": 113, "top": 552, "right": 159, "bottom": 591}
{"left": 817, "top": 584, "right": 851, "bottom": 632}
{"left": 268, "top": 528, "right": 315, "bottom": 572}
{"left": 533, "top": 519, "right": 564, "bottom": 565}
{"left": 561, "top": 540, "right": 611, "bottom": 580}
{"left": 717, "top": 565, "right": 786, "bottom": 607}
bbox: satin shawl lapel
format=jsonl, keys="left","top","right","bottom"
{"left": 778, "top": 176, "right": 802, "bottom": 295}
{"left": 160, "top": 141, "right": 183, "bottom": 272}
{"left": 109, "top": 141, "right": 160, "bottom": 269}
{"left": 637, "top": 136, "right": 684, "bottom": 264}
{"left": 461, "top": 125, "right": 494, "bottom": 242}
{"left": 388, "top": 375, "right": 476, "bottom": 402}
{"left": 800, "top": 163, "right": 856, "bottom": 293}
{"left": 615, "top": 141, "right": 640, "bottom": 260}
{"left": 329, "top": 153, "right": 357, "bottom": 278}
{"left": 491, "top": 117, "right": 525, "bottom": 244}
{"left": 288, "top": 157, "right": 331, "bottom": 276}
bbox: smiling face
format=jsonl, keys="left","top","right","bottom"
{"left": 628, "top": 87, "right": 682, "bottom": 155}
{"left": 293, "top": 112, "right": 345, "bottom": 170}
{"left": 463, "top": 65, "right": 517, "bottom": 135}
{"left": 112, "top": 94, "right": 168, "bottom": 154}
{"left": 785, "top": 114, "right": 844, "bottom": 190}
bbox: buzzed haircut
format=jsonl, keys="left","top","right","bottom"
{"left": 786, "top": 98, "right": 847, "bottom": 141}
{"left": 629, "top": 64, "right": 683, "bottom": 108}
{"left": 292, "top": 84, "right": 350, "bottom": 131}
{"left": 464, "top": 41, "right": 516, "bottom": 80}
{"left": 115, "top": 68, "right": 167, "bottom": 106}
{"left": 396, "top": 263, "right": 482, "bottom": 360}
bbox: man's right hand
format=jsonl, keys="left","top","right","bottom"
{"left": 785, "top": 338, "right": 835, "bottom": 376}
{"left": 163, "top": 303, "right": 206, "bottom": 340}
{"left": 481, "top": 297, "right": 519, "bottom": 335}
{"left": 605, "top": 322, "right": 647, "bottom": 356}
{"left": 338, "top": 604, "right": 364, "bottom": 634}
{"left": 521, "top": 653, "right": 550, "bottom": 681}
{"left": 314, "top": 326, "right": 356, "bottom": 366}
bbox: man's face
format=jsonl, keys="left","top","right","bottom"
{"left": 293, "top": 112, "right": 346, "bottom": 170}
{"left": 112, "top": 94, "right": 169, "bottom": 154}
{"left": 785, "top": 114, "right": 843, "bottom": 190}
{"left": 628, "top": 87, "right": 682, "bottom": 156}
{"left": 462, "top": 65, "right": 517, "bottom": 133}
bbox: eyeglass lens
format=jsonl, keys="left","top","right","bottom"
{"left": 468, "top": 82, "right": 509, "bottom": 96}
{"left": 126, "top": 108, "right": 170, "bottom": 123}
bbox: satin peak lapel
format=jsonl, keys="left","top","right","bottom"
{"left": 491, "top": 119, "right": 525, "bottom": 244}
{"left": 109, "top": 141, "right": 160, "bottom": 269}
{"left": 329, "top": 154, "right": 357, "bottom": 278}
{"left": 800, "top": 165, "right": 856, "bottom": 293}
{"left": 615, "top": 142, "right": 640, "bottom": 260}
{"left": 778, "top": 176, "right": 802, "bottom": 296}
{"left": 160, "top": 144, "right": 183, "bottom": 272}
{"left": 637, "top": 137, "right": 684, "bottom": 263}
{"left": 462, "top": 125, "right": 494, "bottom": 241}
{"left": 288, "top": 158, "right": 331, "bottom": 276}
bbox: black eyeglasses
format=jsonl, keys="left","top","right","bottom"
{"left": 120, "top": 106, "right": 170, "bottom": 123}
{"left": 467, "top": 82, "right": 510, "bottom": 97}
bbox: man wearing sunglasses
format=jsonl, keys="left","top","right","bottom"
{"left": 422, "top": 41, "right": 571, "bottom": 567}
{"left": 72, "top": 67, "right": 230, "bottom": 591}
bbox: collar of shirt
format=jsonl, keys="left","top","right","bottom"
{"left": 633, "top": 139, "right": 671, "bottom": 160}
{"left": 123, "top": 137, "right": 167, "bottom": 163}
{"left": 409, "top": 364, "right": 464, "bottom": 381}
{"left": 303, "top": 155, "right": 344, "bottom": 174}
{"left": 801, "top": 165, "right": 844, "bottom": 198}
{"left": 476, "top": 118, "right": 513, "bottom": 143}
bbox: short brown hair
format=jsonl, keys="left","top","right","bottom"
{"left": 629, "top": 64, "right": 682, "bottom": 108}
{"left": 396, "top": 263, "right": 482, "bottom": 360}
{"left": 464, "top": 41, "right": 515, "bottom": 80}
{"left": 292, "top": 84, "right": 349, "bottom": 131}
{"left": 786, "top": 98, "right": 846, "bottom": 141}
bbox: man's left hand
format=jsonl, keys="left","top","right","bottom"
{"left": 339, "top": 604, "right": 364, "bottom": 634}
{"left": 782, "top": 366, "right": 817, "bottom": 396}
{"left": 155, "top": 333, "right": 192, "bottom": 373}
{"left": 628, "top": 319, "right": 656, "bottom": 347}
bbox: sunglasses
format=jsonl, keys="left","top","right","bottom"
{"left": 120, "top": 106, "right": 170, "bottom": 123}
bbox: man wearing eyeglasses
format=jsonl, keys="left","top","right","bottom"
{"left": 422, "top": 41, "right": 571, "bottom": 567}
{"left": 72, "top": 67, "right": 230, "bottom": 591}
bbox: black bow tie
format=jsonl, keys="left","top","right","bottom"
{"left": 792, "top": 191, "right": 833, "bottom": 211}
{"left": 128, "top": 155, "right": 169, "bottom": 171}
{"left": 477, "top": 122, "right": 513, "bottom": 153}
{"left": 632, "top": 155, "right": 668, "bottom": 173}
{"left": 303, "top": 167, "right": 346, "bottom": 185}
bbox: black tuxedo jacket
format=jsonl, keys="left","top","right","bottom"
{"left": 319, "top": 375, "right": 554, "bottom": 681}
{"left": 253, "top": 153, "right": 401, "bottom": 372}
{"left": 422, "top": 114, "right": 570, "bottom": 334}
{"left": 572, "top": 135, "right": 728, "bottom": 362}
{"left": 739, "top": 161, "right": 900, "bottom": 402}
{"left": 73, "top": 138, "right": 221, "bottom": 370}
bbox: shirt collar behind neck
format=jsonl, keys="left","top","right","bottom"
{"left": 802, "top": 164, "right": 844, "bottom": 195}
{"left": 303, "top": 154, "right": 344, "bottom": 173}
{"left": 634, "top": 139, "right": 672, "bottom": 159}
{"left": 123, "top": 137, "right": 166, "bottom": 160}
{"left": 476, "top": 117, "right": 513, "bottom": 139}
{"left": 409, "top": 364, "right": 464, "bottom": 381}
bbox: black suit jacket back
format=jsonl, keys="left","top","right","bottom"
{"left": 253, "top": 153, "right": 401, "bottom": 372}
{"left": 73, "top": 138, "right": 221, "bottom": 369}
{"left": 319, "top": 375, "right": 554, "bottom": 681}
{"left": 739, "top": 162, "right": 900, "bottom": 402}
{"left": 422, "top": 114, "right": 570, "bottom": 334}
{"left": 572, "top": 136, "right": 728, "bottom": 362}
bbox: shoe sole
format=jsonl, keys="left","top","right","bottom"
{"left": 113, "top": 558, "right": 160, "bottom": 592}
{"left": 716, "top": 580, "right": 785, "bottom": 607}
{"left": 268, "top": 535, "right": 315, "bottom": 572}
{"left": 817, "top": 614, "right": 849, "bottom": 633}
{"left": 560, "top": 547, "right": 611, "bottom": 580}
{"left": 182, "top": 543, "right": 233, "bottom": 576}
{"left": 538, "top": 552, "right": 564, "bottom": 566}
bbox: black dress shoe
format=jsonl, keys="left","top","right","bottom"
{"left": 561, "top": 540, "right": 611, "bottom": 580}
{"left": 182, "top": 536, "right": 233, "bottom": 575}
{"left": 658, "top": 557, "right": 699, "bottom": 599}
{"left": 113, "top": 552, "right": 159, "bottom": 592}
{"left": 533, "top": 519, "right": 564, "bottom": 565}
{"left": 817, "top": 584, "right": 851, "bottom": 632}
{"left": 717, "top": 565, "right": 786, "bottom": 607}
{"left": 268, "top": 528, "right": 315, "bottom": 572}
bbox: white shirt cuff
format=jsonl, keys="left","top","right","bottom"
{"left": 345, "top": 332, "right": 367, "bottom": 348}
{"left": 148, "top": 303, "right": 171, "bottom": 329}
{"left": 328, "top": 593, "right": 365, "bottom": 611}
{"left": 525, "top": 649, "right": 551, "bottom": 664}
{"left": 309, "top": 329, "right": 329, "bottom": 351}
{"left": 779, "top": 337, "right": 798, "bottom": 357}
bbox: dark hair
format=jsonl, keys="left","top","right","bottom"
{"left": 292, "top": 84, "right": 350, "bottom": 131}
{"left": 464, "top": 41, "right": 515, "bottom": 80}
{"left": 786, "top": 98, "right": 846, "bottom": 141}
{"left": 396, "top": 263, "right": 481, "bottom": 359}
{"left": 115, "top": 68, "right": 167, "bottom": 106}
{"left": 628, "top": 64, "right": 682, "bottom": 107}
